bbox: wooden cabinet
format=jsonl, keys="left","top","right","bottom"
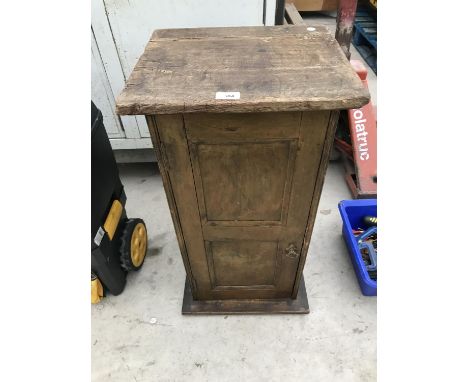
{"left": 116, "top": 25, "right": 369, "bottom": 314}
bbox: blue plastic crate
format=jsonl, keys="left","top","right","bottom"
{"left": 338, "top": 199, "right": 377, "bottom": 296}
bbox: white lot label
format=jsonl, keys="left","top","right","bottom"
{"left": 215, "top": 91, "right": 240, "bottom": 100}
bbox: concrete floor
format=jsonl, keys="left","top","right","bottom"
{"left": 92, "top": 162, "right": 376, "bottom": 381}
{"left": 92, "top": 13, "right": 376, "bottom": 382}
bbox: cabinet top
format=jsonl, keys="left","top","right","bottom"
{"left": 116, "top": 26, "right": 370, "bottom": 115}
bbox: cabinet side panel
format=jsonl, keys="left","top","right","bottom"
{"left": 150, "top": 114, "right": 213, "bottom": 299}
{"left": 146, "top": 115, "right": 198, "bottom": 297}
{"left": 292, "top": 110, "right": 340, "bottom": 298}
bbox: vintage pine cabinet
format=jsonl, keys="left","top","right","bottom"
{"left": 116, "top": 25, "right": 369, "bottom": 314}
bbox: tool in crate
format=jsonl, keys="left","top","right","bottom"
{"left": 353, "top": 215, "right": 377, "bottom": 281}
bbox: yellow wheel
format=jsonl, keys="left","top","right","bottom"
{"left": 131, "top": 222, "right": 147, "bottom": 267}
{"left": 120, "top": 219, "right": 148, "bottom": 271}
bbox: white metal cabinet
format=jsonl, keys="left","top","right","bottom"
{"left": 91, "top": 0, "right": 277, "bottom": 151}
{"left": 91, "top": 32, "right": 123, "bottom": 139}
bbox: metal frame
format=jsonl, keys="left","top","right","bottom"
{"left": 335, "top": 0, "right": 377, "bottom": 198}
{"left": 335, "top": 0, "right": 359, "bottom": 59}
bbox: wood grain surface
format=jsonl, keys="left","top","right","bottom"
{"left": 116, "top": 25, "right": 369, "bottom": 115}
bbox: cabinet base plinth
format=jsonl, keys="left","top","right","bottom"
{"left": 182, "top": 276, "right": 309, "bottom": 315}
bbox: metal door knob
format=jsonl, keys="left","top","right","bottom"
{"left": 285, "top": 244, "right": 299, "bottom": 259}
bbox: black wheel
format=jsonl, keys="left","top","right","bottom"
{"left": 120, "top": 218, "right": 148, "bottom": 271}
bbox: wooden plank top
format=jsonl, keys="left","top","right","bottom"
{"left": 116, "top": 25, "right": 370, "bottom": 115}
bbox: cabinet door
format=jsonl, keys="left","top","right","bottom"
{"left": 153, "top": 111, "right": 331, "bottom": 300}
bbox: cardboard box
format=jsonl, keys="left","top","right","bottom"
{"left": 286, "top": 0, "right": 338, "bottom": 12}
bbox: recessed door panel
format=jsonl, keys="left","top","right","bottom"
{"left": 194, "top": 141, "right": 295, "bottom": 223}
{"left": 207, "top": 241, "right": 279, "bottom": 288}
